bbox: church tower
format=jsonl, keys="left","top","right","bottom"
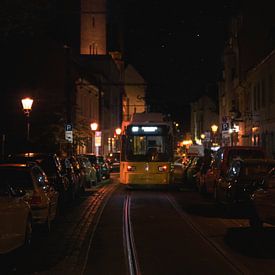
{"left": 80, "top": 0, "right": 107, "bottom": 55}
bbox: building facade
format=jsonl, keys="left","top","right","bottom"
{"left": 190, "top": 96, "right": 219, "bottom": 146}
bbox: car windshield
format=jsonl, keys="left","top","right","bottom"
{"left": 0, "top": 168, "right": 33, "bottom": 189}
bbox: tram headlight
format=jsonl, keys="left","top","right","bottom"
{"left": 127, "top": 165, "right": 136, "bottom": 171}
{"left": 158, "top": 165, "right": 168, "bottom": 172}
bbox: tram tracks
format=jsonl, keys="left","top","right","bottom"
{"left": 166, "top": 193, "right": 250, "bottom": 275}
{"left": 123, "top": 194, "right": 141, "bottom": 275}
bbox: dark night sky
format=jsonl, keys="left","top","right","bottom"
{"left": 0, "top": 0, "right": 241, "bottom": 133}
{"left": 122, "top": 0, "right": 240, "bottom": 130}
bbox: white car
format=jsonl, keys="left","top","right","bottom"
{"left": 0, "top": 182, "right": 32, "bottom": 254}
{"left": 0, "top": 163, "right": 59, "bottom": 232}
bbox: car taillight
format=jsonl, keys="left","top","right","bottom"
{"left": 158, "top": 165, "right": 168, "bottom": 172}
{"left": 30, "top": 195, "right": 42, "bottom": 205}
{"left": 127, "top": 165, "right": 136, "bottom": 171}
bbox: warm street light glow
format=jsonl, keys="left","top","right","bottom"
{"left": 21, "top": 97, "right": 33, "bottom": 115}
{"left": 21, "top": 97, "right": 34, "bottom": 143}
{"left": 90, "top": 122, "right": 98, "bottom": 131}
{"left": 200, "top": 133, "right": 206, "bottom": 139}
{"left": 115, "top": 128, "right": 122, "bottom": 135}
{"left": 211, "top": 124, "right": 218, "bottom": 133}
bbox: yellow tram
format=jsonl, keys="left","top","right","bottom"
{"left": 120, "top": 112, "right": 174, "bottom": 187}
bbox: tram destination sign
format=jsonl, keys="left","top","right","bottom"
{"left": 127, "top": 125, "right": 169, "bottom": 135}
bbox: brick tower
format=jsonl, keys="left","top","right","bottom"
{"left": 80, "top": 0, "right": 106, "bottom": 55}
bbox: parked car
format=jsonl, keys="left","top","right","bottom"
{"left": 106, "top": 152, "right": 120, "bottom": 164}
{"left": 215, "top": 158, "right": 275, "bottom": 208}
{"left": 109, "top": 160, "right": 120, "bottom": 173}
{"left": 106, "top": 152, "right": 120, "bottom": 173}
{"left": 68, "top": 155, "right": 85, "bottom": 194}
{"left": 82, "top": 154, "right": 102, "bottom": 182}
{"left": 7, "top": 153, "right": 68, "bottom": 204}
{"left": 96, "top": 155, "right": 110, "bottom": 180}
{"left": 0, "top": 163, "right": 59, "bottom": 232}
{"left": 77, "top": 155, "right": 98, "bottom": 187}
{"left": 185, "top": 156, "right": 204, "bottom": 185}
{"left": 60, "top": 157, "right": 81, "bottom": 201}
{"left": 173, "top": 157, "right": 186, "bottom": 183}
{"left": 250, "top": 166, "right": 275, "bottom": 228}
{"left": 203, "top": 146, "right": 266, "bottom": 196}
{"left": 0, "top": 180, "right": 32, "bottom": 254}
{"left": 196, "top": 151, "right": 213, "bottom": 194}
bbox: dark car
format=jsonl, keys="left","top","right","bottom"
{"left": 215, "top": 158, "right": 275, "bottom": 209}
{"left": 81, "top": 154, "right": 102, "bottom": 182}
{"left": 250, "top": 166, "right": 275, "bottom": 228}
{"left": 185, "top": 156, "right": 204, "bottom": 185}
{"left": 96, "top": 155, "right": 110, "bottom": 180}
{"left": 203, "top": 146, "right": 266, "bottom": 196}
{"left": 106, "top": 152, "right": 120, "bottom": 173}
{"left": 6, "top": 152, "right": 68, "bottom": 205}
{"left": 60, "top": 158, "right": 79, "bottom": 201}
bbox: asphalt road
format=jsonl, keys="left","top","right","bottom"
{"left": 2, "top": 175, "right": 275, "bottom": 275}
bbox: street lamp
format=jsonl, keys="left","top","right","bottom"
{"left": 90, "top": 122, "right": 98, "bottom": 154}
{"left": 115, "top": 127, "right": 122, "bottom": 136}
{"left": 21, "top": 97, "right": 34, "bottom": 142}
{"left": 115, "top": 127, "right": 122, "bottom": 152}
{"left": 211, "top": 124, "right": 218, "bottom": 145}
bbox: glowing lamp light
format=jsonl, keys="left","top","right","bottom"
{"left": 200, "top": 133, "right": 206, "bottom": 139}
{"left": 115, "top": 128, "right": 122, "bottom": 135}
{"left": 21, "top": 97, "right": 33, "bottom": 114}
{"left": 90, "top": 122, "right": 98, "bottom": 131}
{"left": 211, "top": 124, "right": 218, "bottom": 133}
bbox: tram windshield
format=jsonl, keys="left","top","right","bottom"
{"left": 124, "top": 135, "right": 173, "bottom": 162}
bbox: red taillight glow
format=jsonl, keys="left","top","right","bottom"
{"left": 127, "top": 165, "right": 136, "bottom": 171}
{"left": 158, "top": 165, "right": 168, "bottom": 172}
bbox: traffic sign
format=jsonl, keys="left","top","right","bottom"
{"left": 65, "top": 123, "right": 73, "bottom": 131}
{"left": 222, "top": 122, "right": 229, "bottom": 131}
{"left": 65, "top": 130, "right": 73, "bottom": 143}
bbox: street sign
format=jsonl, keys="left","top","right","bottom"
{"left": 65, "top": 130, "right": 73, "bottom": 143}
{"left": 65, "top": 123, "right": 73, "bottom": 131}
{"left": 222, "top": 122, "right": 229, "bottom": 131}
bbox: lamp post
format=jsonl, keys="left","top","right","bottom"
{"left": 90, "top": 122, "right": 98, "bottom": 154}
{"left": 21, "top": 97, "right": 34, "bottom": 142}
{"left": 115, "top": 127, "right": 122, "bottom": 152}
{"left": 211, "top": 124, "right": 218, "bottom": 145}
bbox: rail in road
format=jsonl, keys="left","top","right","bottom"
{"left": 83, "top": 182, "right": 251, "bottom": 275}
{"left": 121, "top": 190, "right": 247, "bottom": 275}
{"left": 123, "top": 194, "right": 141, "bottom": 275}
